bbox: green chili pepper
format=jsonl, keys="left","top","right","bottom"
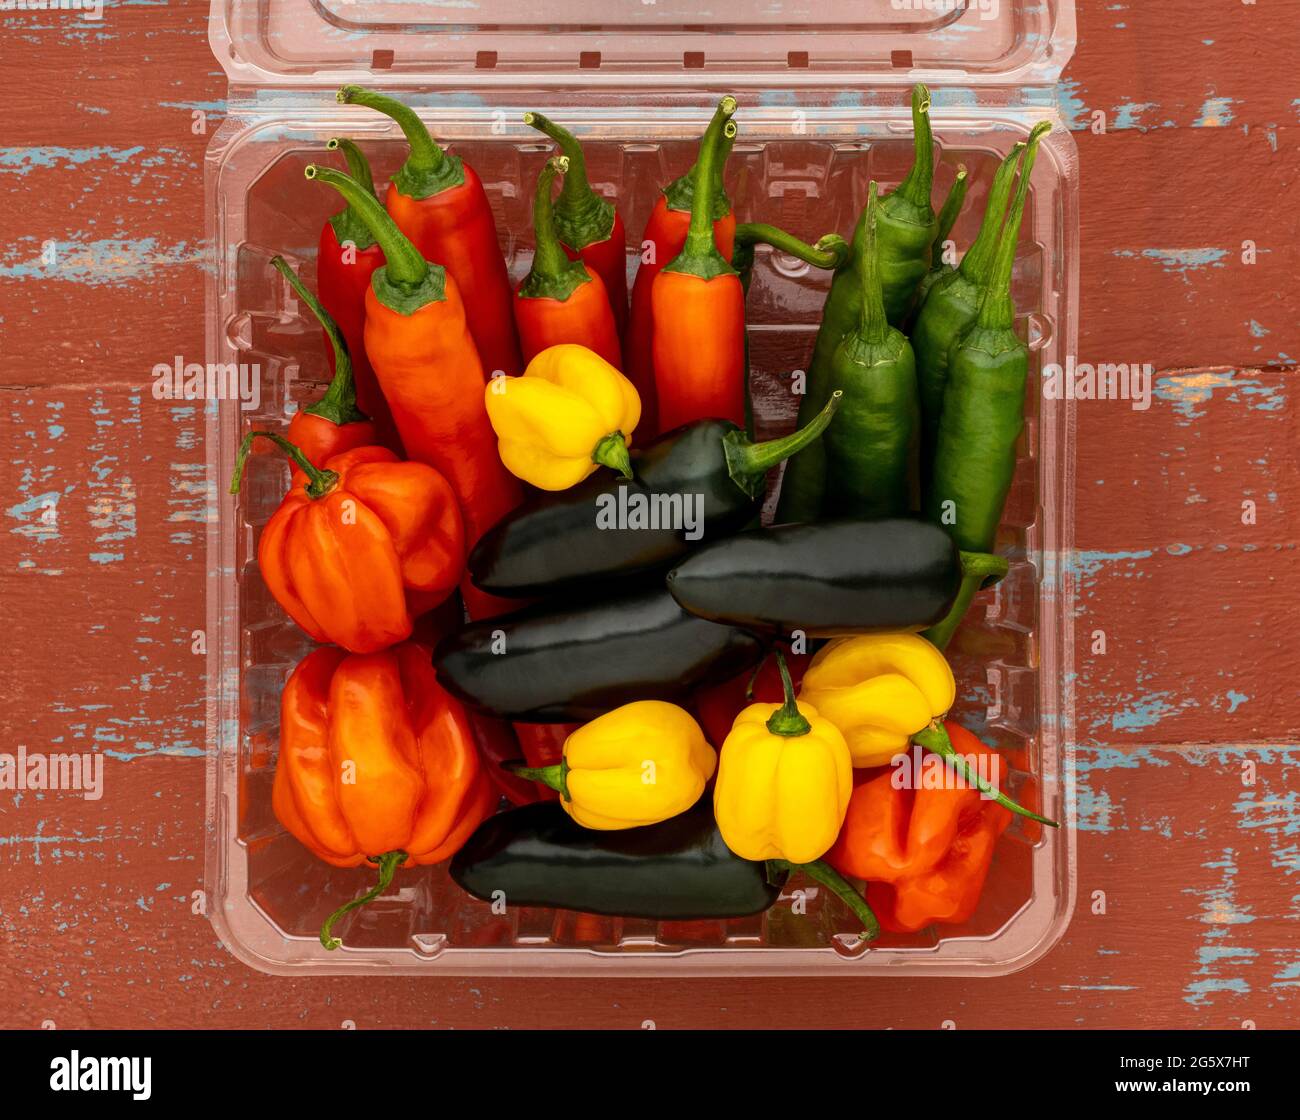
{"left": 776, "top": 84, "right": 936, "bottom": 523}
{"left": 905, "top": 164, "right": 968, "bottom": 329}
{"left": 915, "top": 124, "right": 1049, "bottom": 499}
{"left": 923, "top": 123, "right": 1050, "bottom": 640}
{"left": 820, "top": 182, "right": 919, "bottom": 518}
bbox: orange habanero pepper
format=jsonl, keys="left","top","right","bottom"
{"left": 273, "top": 643, "right": 495, "bottom": 949}
{"left": 824, "top": 721, "right": 1013, "bottom": 933}
{"left": 230, "top": 433, "right": 464, "bottom": 655}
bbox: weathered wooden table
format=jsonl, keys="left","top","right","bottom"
{"left": 1, "top": 2, "right": 1296, "bottom": 1028}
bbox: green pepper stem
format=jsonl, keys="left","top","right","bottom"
{"left": 324, "top": 137, "right": 380, "bottom": 252}
{"left": 518, "top": 156, "right": 591, "bottom": 303}
{"left": 724, "top": 390, "right": 843, "bottom": 499}
{"left": 503, "top": 760, "right": 571, "bottom": 800}
{"left": 337, "top": 86, "right": 462, "bottom": 198}
{"left": 898, "top": 84, "right": 934, "bottom": 210}
{"left": 591, "top": 431, "right": 633, "bottom": 479}
{"left": 320, "top": 850, "right": 406, "bottom": 950}
{"left": 921, "top": 550, "right": 1010, "bottom": 651}
{"left": 229, "top": 430, "right": 339, "bottom": 499}
{"left": 856, "top": 181, "right": 888, "bottom": 343}
{"left": 270, "top": 256, "right": 368, "bottom": 428}
{"left": 732, "top": 224, "right": 851, "bottom": 271}
{"left": 931, "top": 165, "right": 969, "bottom": 260}
{"left": 912, "top": 721, "right": 1059, "bottom": 827}
{"left": 764, "top": 650, "right": 811, "bottom": 737}
{"left": 663, "top": 95, "right": 738, "bottom": 217}
{"left": 674, "top": 116, "right": 738, "bottom": 275}
{"left": 523, "top": 112, "right": 614, "bottom": 249}
{"left": 962, "top": 142, "right": 1024, "bottom": 285}
{"left": 977, "top": 120, "right": 1052, "bottom": 331}
{"left": 305, "top": 164, "right": 428, "bottom": 290}
{"left": 770, "top": 858, "right": 880, "bottom": 942}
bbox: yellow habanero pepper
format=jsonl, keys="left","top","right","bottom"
{"left": 797, "top": 632, "right": 955, "bottom": 768}
{"left": 509, "top": 701, "right": 714, "bottom": 830}
{"left": 713, "top": 652, "right": 879, "bottom": 939}
{"left": 484, "top": 342, "right": 641, "bottom": 490}
{"left": 801, "top": 633, "right": 1058, "bottom": 826}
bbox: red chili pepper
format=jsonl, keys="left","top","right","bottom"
{"left": 524, "top": 112, "right": 628, "bottom": 335}
{"left": 338, "top": 86, "right": 523, "bottom": 380}
{"left": 313, "top": 138, "right": 400, "bottom": 448}
{"left": 625, "top": 97, "right": 739, "bottom": 437}
{"left": 305, "top": 163, "right": 522, "bottom": 621}
{"left": 693, "top": 646, "right": 811, "bottom": 749}
{"left": 270, "top": 256, "right": 378, "bottom": 468}
{"left": 651, "top": 112, "right": 747, "bottom": 435}
{"left": 513, "top": 156, "right": 622, "bottom": 369}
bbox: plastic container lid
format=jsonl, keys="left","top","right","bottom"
{"left": 210, "top": 0, "right": 1075, "bottom": 89}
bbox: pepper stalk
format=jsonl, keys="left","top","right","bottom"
{"left": 517, "top": 156, "right": 590, "bottom": 303}
{"left": 722, "top": 390, "right": 843, "bottom": 500}
{"left": 523, "top": 112, "right": 615, "bottom": 250}
{"left": 304, "top": 163, "right": 446, "bottom": 315}
{"left": 323, "top": 137, "right": 380, "bottom": 252}
{"left": 229, "top": 430, "right": 340, "bottom": 500}
{"left": 337, "top": 86, "right": 464, "bottom": 198}
{"left": 270, "top": 256, "right": 368, "bottom": 428}
{"left": 320, "top": 850, "right": 407, "bottom": 951}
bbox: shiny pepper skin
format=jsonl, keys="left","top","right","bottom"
{"left": 485, "top": 343, "right": 641, "bottom": 490}
{"left": 713, "top": 683, "right": 852, "bottom": 866}
{"left": 258, "top": 445, "right": 465, "bottom": 653}
{"left": 532, "top": 701, "right": 716, "bottom": 830}
{"left": 273, "top": 643, "right": 495, "bottom": 870}
{"left": 797, "top": 632, "right": 955, "bottom": 767}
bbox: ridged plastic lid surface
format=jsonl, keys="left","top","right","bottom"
{"left": 209, "top": 0, "right": 1075, "bottom": 88}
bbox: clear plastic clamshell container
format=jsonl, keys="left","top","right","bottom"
{"left": 205, "top": 0, "right": 1079, "bottom": 976}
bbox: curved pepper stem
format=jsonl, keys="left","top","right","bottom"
{"left": 897, "top": 84, "right": 934, "bottom": 210}
{"left": 732, "top": 224, "right": 851, "bottom": 271}
{"left": 324, "top": 137, "right": 380, "bottom": 251}
{"left": 518, "top": 156, "right": 589, "bottom": 302}
{"left": 503, "top": 759, "right": 572, "bottom": 800}
{"left": 912, "top": 721, "right": 1059, "bottom": 827}
{"left": 765, "top": 650, "right": 811, "bottom": 738}
{"left": 591, "top": 431, "right": 633, "bottom": 479}
{"left": 723, "top": 390, "right": 843, "bottom": 500}
{"left": 337, "top": 86, "right": 463, "bottom": 198}
{"left": 664, "top": 95, "right": 738, "bottom": 218}
{"left": 229, "top": 430, "right": 339, "bottom": 500}
{"left": 921, "top": 550, "right": 1011, "bottom": 651}
{"left": 270, "top": 256, "right": 368, "bottom": 428}
{"left": 305, "top": 164, "right": 445, "bottom": 315}
{"left": 523, "top": 112, "right": 615, "bottom": 250}
{"left": 977, "top": 119, "right": 1052, "bottom": 332}
{"left": 857, "top": 181, "right": 888, "bottom": 344}
{"left": 962, "top": 141, "right": 1024, "bottom": 285}
{"left": 931, "top": 165, "right": 969, "bottom": 261}
{"left": 768, "top": 858, "right": 880, "bottom": 942}
{"left": 664, "top": 99, "right": 738, "bottom": 280}
{"left": 320, "top": 850, "right": 407, "bottom": 951}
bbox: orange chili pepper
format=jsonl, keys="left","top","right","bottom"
{"left": 824, "top": 721, "right": 1013, "bottom": 933}
{"left": 651, "top": 108, "right": 746, "bottom": 435}
{"left": 272, "top": 643, "right": 494, "bottom": 949}
{"left": 306, "top": 162, "right": 523, "bottom": 620}
{"left": 229, "top": 434, "right": 464, "bottom": 655}
{"left": 626, "top": 97, "right": 739, "bottom": 436}
{"left": 513, "top": 157, "right": 622, "bottom": 369}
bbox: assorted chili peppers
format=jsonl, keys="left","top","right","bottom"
{"left": 232, "top": 89, "right": 1062, "bottom": 950}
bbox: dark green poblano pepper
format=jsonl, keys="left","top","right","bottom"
{"left": 921, "top": 122, "right": 1051, "bottom": 651}
{"left": 776, "top": 84, "right": 936, "bottom": 523}
{"left": 820, "top": 182, "right": 919, "bottom": 518}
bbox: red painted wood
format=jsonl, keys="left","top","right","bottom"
{"left": 0, "top": 2, "right": 1296, "bottom": 1028}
